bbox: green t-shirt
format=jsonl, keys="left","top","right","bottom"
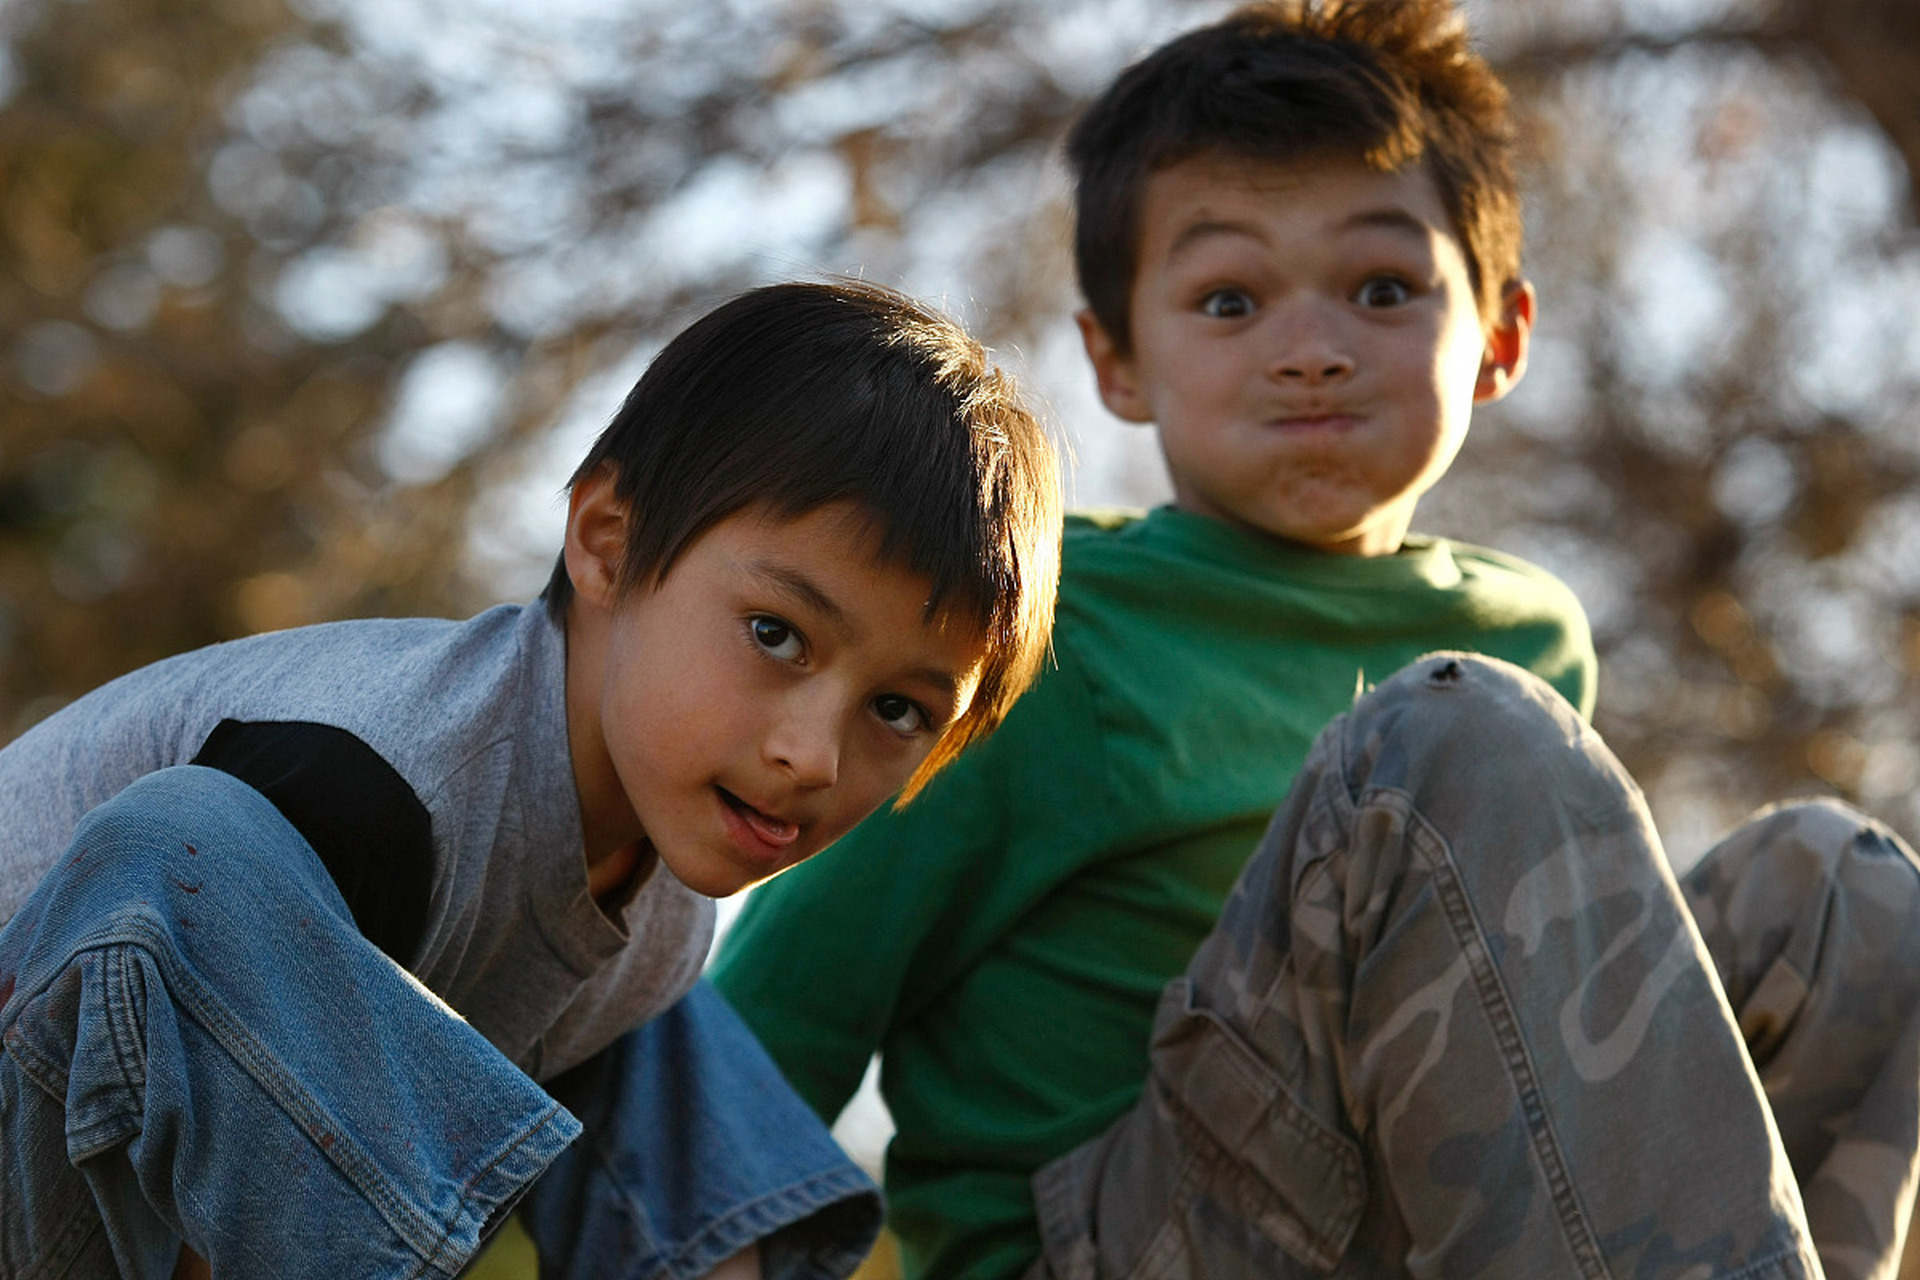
{"left": 711, "top": 507, "right": 1596, "bottom": 1280}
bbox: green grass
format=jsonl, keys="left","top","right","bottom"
{"left": 465, "top": 1215, "right": 538, "bottom": 1279}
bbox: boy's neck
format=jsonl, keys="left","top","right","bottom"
{"left": 588, "top": 839, "right": 654, "bottom": 913}
{"left": 1172, "top": 501, "right": 1411, "bottom": 558}
{"left": 561, "top": 598, "right": 651, "bottom": 871}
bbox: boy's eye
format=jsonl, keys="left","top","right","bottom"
{"left": 749, "top": 615, "right": 805, "bottom": 662}
{"left": 1354, "top": 277, "right": 1412, "bottom": 308}
{"left": 872, "top": 693, "right": 929, "bottom": 737}
{"left": 1199, "top": 288, "right": 1255, "bottom": 319}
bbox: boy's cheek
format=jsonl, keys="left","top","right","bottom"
{"left": 817, "top": 757, "right": 925, "bottom": 849}
{"left": 837, "top": 781, "right": 904, "bottom": 839}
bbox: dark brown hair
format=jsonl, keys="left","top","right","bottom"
{"left": 545, "top": 280, "right": 1061, "bottom": 796}
{"left": 1067, "top": 0, "right": 1522, "bottom": 353}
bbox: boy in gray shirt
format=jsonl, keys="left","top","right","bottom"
{"left": 0, "top": 280, "right": 1062, "bottom": 1280}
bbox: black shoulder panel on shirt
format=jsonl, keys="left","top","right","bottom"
{"left": 191, "top": 719, "right": 433, "bottom": 965}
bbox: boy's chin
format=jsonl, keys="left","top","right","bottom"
{"left": 656, "top": 848, "right": 782, "bottom": 899}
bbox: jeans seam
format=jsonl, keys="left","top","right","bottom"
{"left": 1154, "top": 987, "right": 1363, "bottom": 1268}
{"left": 573, "top": 1116, "right": 875, "bottom": 1280}
{"left": 47, "top": 917, "right": 457, "bottom": 1266}
{"left": 1717, "top": 1243, "right": 1821, "bottom": 1280}
{"left": 1131, "top": 1121, "right": 1228, "bottom": 1280}
{"left": 405, "top": 1101, "right": 580, "bottom": 1280}
{"left": 12, "top": 1206, "right": 105, "bottom": 1280}
{"left": 1030, "top": 1147, "right": 1095, "bottom": 1280}
{"left": 33, "top": 923, "right": 571, "bottom": 1280}
{"left": 679, "top": 1164, "right": 875, "bottom": 1279}
{"left": 104, "top": 947, "right": 147, "bottom": 1122}
{"left": 1388, "top": 790, "right": 1614, "bottom": 1280}
{"left": 2, "top": 954, "right": 138, "bottom": 1160}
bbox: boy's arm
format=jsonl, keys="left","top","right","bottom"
{"left": 188, "top": 718, "right": 436, "bottom": 962}
{"left": 1535, "top": 575, "right": 1598, "bottom": 719}
{"left": 1465, "top": 543, "right": 1599, "bottom": 719}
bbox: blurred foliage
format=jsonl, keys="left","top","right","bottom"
{"left": 1, "top": 0, "right": 1919, "bottom": 865}
{"left": 0, "top": 0, "right": 502, "bottom": 728}
{"left": 1448, "top": 0, "right": 1920, "bottom": 855}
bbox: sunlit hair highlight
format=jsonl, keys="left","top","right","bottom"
{"left": 1067, "top": 0, "right": 1522, "bottom": 353}
{"left": 545, "top": 279, "right": 1062, "bottom": 799}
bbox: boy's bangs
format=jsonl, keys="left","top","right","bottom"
{"left": 641, "top": 338, "right": 1017, "bottom": 639}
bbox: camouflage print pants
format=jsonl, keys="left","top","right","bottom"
{"left": 1031, "top": 653, "right": 1920, "bottom": 1280}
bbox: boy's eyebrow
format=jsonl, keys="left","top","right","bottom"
{"left": 1343, "top": 206, "right": 1439, "bottom": 241}
{"left": 742, "top": 561, "right": 847, "bottom": 625}
{"left": 1165, "top": 216, "right": 1265, "bottom": 260}
{"left": 906, "top": 665, "right": 970, "bottom": 715}
{"left": 1166, "top": 205, "right": 1438, "bottom": 260}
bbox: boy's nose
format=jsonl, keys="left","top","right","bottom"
{"left": 1267, "top": 304, "right": 1355, "bottom": 385}
{"left": 766, "top": 713, "right": 841, "bottom": 789}
{"left": 1273, "top": 353, "right": 1356, "bottom": 384}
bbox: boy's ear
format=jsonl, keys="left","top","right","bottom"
{"left": 563, "top": 464, "right": 630, "bottom": 611}
{"left": 1076, "top": 308, "right": 1154, "bottom": 424}
{"left": 1474, "top": 280, "right": 1536, "bottom": 405}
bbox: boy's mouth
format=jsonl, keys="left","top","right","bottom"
{"left": 717, "top": 787, "right": 800, "bottom": 848}
{"left": 1268, "top": 411, "right": 1358, "bottom": 432}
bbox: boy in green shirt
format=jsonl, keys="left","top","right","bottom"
{"left": 715, "top": 4, "right": 1920, "bottom": 1278}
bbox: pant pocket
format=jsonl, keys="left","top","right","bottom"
{"left": 1152, "top": 977, "right": 1365, "bottom": 1272}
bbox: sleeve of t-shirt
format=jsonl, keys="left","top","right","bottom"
{"left": 1468, "top": 544, "right": 1600, "bottom": 719}
{"left": 1533, "top": 579, "right": 1599, "bottom": 718}
{"left": 189, "top": 718, "right": 436, "bottom": 967}
{"left": 710, "top": 653, "right": 1111, "bottom": 1124}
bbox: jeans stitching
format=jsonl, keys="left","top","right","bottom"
{"left": 1718, "top": 1243, "right": 1822, "bottom": 1280}
{"left": 1187, "top": 983, "right": 1366, "bottom": 1239}
{"left": 427, "top": 1102, "right": 580, "bottom": 1279}
{"left": 565, "top": 1105, "right": 878, "bottom": 1280}
{"left": 673, "top": 1164, "right": 876, "bottom": 1278}
{"left": 1152, "top": 1018, "right": 1360, "bottom": 1271}
{"left": 104, "top": 947, "right": 147, "bottom": 1125}
{"left": 109, "top": 913, "right": 573, "bottom": 1280}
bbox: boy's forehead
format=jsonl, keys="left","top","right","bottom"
{"left": 1139, "top": 150, "right": 1461, "bottom": 258}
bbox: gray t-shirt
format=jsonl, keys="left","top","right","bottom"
{"left": 0, "top": 601, "right": 712, "bottom": 1080}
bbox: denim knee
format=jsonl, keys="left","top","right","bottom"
{"left": 1347, "top": 653, "right": 1591, "bottom": 773}
{"left": 1685, "top": 796, "right": 1920, "bottom": 1046}
{"left": 1689, "top": 798, "right": 1920, "bottom": 908}
{"left": 1329, "top": 652, "right": 1635, "bottom": 858}
{"left": 2, "top": 765, "right": 580, "bottom": 1280}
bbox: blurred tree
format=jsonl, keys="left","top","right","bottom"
{"left": 0, "top": 0, "right": 503, "bottom": 730}
{"left": 1439, "top": 0, "right": 1920, "bottom": 857}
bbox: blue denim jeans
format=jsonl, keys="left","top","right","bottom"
{"left": 526, "top": 983, "right": 882, "bottom": 1280}
{"left": 0, "top": 766, "right": 878, "bottom": 1279}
